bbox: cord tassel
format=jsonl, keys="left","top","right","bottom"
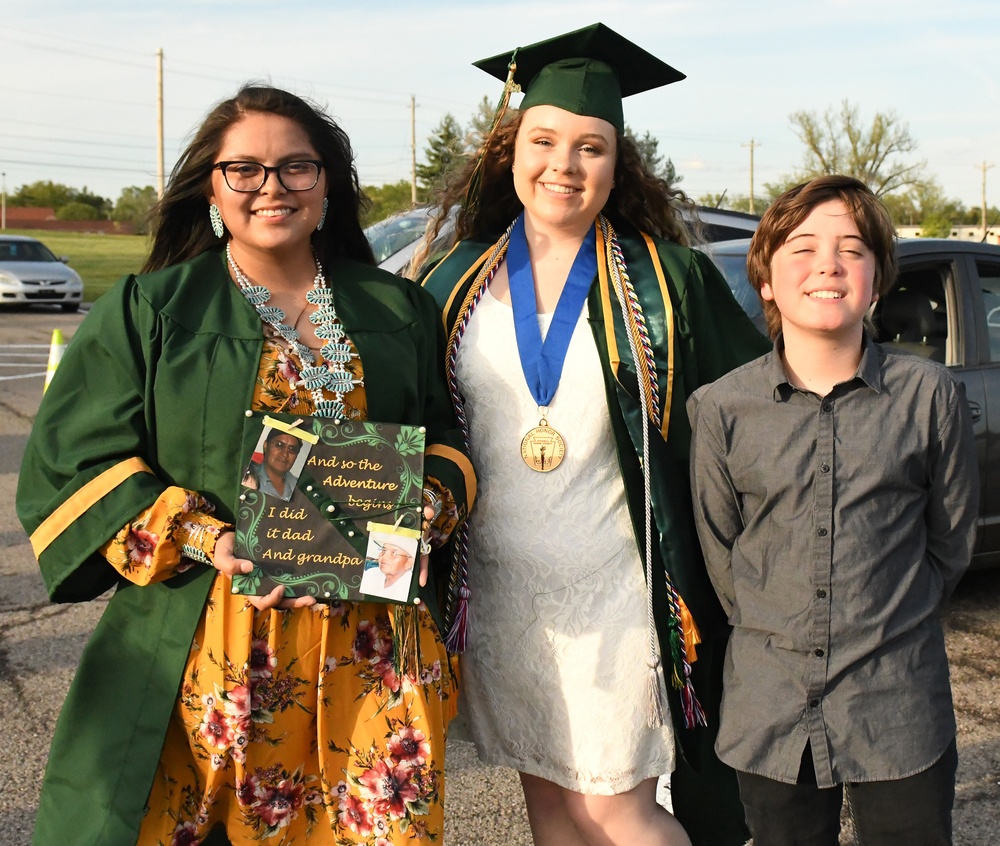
{"left": 646, "top": 655, "right": 668, "bottom": 728}
{"left": 444, "top": 585, "right": 470, "bottom": 652}
{"left": 391, "top": 604, "right": 422, "bottom": 682}
{"left": 464, "top": 53, "right": 521, "bottom": 216}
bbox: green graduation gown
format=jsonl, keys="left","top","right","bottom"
{"left": 16, "top": 249, "right": 474, "bottom": 845}
{"left": 421, "top": 220, "right": 770, "bottom": 846}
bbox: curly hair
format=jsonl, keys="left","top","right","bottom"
{"left": 746, "top": 175, "right": 898, "bottom": 338}
{"left": 411, "top": 109, "right": 695, "bottom": 275}
{"left": 143, "top": 84, "right": 374, "bottom": 273}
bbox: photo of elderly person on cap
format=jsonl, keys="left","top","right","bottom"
{"left": 360, "top": 537, "right": 418, "bottom": 602}
{"left": 17, "top": 83, "right": 474, "bottom": 845}
{"left": 417, "top": 23, "right": 768, "bottom": 846}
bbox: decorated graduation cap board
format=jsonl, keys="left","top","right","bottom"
{"left": 474, "top": 22, "right": 685, "bottom": 133}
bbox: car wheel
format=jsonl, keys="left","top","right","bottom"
{"left": 60, "top": 303, "right": 80, "bottom": 313}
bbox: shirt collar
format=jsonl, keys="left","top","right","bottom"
{"left": 767, "top": 331, "right": 883, "bottom": 402}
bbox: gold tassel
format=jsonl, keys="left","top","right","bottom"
{"left": 391, "top": 603, "right": 422, "bottom": 681}
{"left": 677, "top": 595, "right": 702, "bottom": 663}
{"left": 464, "top": 52, "right": 521, "bottom": 216}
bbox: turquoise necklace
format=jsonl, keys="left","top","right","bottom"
{"left": 227, "top": 242, "right": 362, "bottom": 419}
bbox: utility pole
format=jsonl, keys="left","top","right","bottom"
{"left": 1, "top": 172, "right": 6, "bottom": 230}
{"left": 742, "top": 139, "right": 760, "bottom": 214}
{"left": 410, "top": 96, "right": 418, "bottom": 206}
{"left": 156, "top": 49, "right": 165, "bottom": 197}
{"left": 978, "top": 161, "right": 994, "bottom": 241}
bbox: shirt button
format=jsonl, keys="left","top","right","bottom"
{"left": 814, "top": 648, "right": 825, "bottom": 657}
{"left": 820, "top": 463, "right": 830, "bottom": 473}
{"left": 810, "top": 698, "right": 821, "bottom": 708}
{"left": 817, "top": 527, "right": 828, "bottom": 537}
{"left": 821, "top": 401, "right": 833, "bottom": 413}
{"left": 816, "top": 588, "right": 827, "bottom": 599}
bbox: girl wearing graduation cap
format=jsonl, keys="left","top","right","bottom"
{"left": 418, "top": 23, "right": 769, "bottom": 846}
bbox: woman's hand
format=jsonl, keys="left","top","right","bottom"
{"left": 214, "top": 531, "right": 317, "bottom": 612}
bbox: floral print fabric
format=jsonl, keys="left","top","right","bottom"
{"left": 103, "top": 488, "right": 227, "bottom": 580}
{"left": 103, "top": 335, "right": 457, "bottom": 845}
{"left": 141, "top": 594, "right": 454, "bottom": 845}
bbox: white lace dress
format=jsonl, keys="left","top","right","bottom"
{"left": 455, "top": 289, "right": 674, "bottom": 795}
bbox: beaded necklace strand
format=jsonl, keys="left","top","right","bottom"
{"left": 227, "top": 242, "right": 362, "bottom": 419}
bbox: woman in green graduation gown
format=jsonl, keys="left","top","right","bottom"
{"left": 17, "top": 85, "right": 474, "bottom": 845}
{"left": 416, "top": 24, "right": 768, "bottom": 846}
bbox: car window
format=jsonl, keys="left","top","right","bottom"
{"left": 874, "top": 265, "right": 950, "bottom": 364}
{"left": 975, "top": 261, "right": 1000, "bottom": 362}
{"left": 704, "top": 250, "right": 767, "bottom": 335}
{"left": 0, "top": 240, "right": 57, "bottom": 262}
{"left": 700, "top": 223, "right": 759, "bottom": 243}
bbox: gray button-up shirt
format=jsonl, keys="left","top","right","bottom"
{"left": 688, "top": 336, "right": 978, "bottom": 787}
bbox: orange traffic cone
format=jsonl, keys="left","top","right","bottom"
{"left": 43, "top": 329, "right": 66, "bottom": 393}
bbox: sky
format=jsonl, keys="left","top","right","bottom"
{"left": 2, "top": 0, "right": 999, "bottom": 212}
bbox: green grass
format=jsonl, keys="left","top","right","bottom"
{"left": 5, "top": 228, "right": 151, "bottom": 302}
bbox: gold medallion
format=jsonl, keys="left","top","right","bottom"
{"left": 520, "top": 419, "right": 565, "bottom": 472}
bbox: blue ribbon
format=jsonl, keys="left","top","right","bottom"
{"left": 507, "top": 214, "right": 598, "bottom": 407}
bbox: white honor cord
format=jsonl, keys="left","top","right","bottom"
{"left": 602, "top": 219, "right": 665, "bottom": 728}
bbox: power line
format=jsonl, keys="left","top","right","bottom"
{"left": 0, "top": 158, "right": 155, "bottom": 176}
{"left": 0, "top": 31, "right": 152, "bottom": 71}
{"left": 1, "top": 25, "right": 151, "bottom": 58}
{"left": 0, "top": 117, "right": 160, "bottom": 143}
{"left": 3, "top": 85, "right": 151, "bottom": 110}
{"left": 1, "top": 146, "right": 153, "bottom": 168}
{"left": 0, "top": 133, "right": 155, "bottom": 152}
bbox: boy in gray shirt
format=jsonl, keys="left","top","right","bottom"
{"left": 688, "top": 175, "right": 977, "bottom": 845}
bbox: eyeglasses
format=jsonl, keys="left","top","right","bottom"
{"left": 267, "top": 440, "right": 302, "bottom": 455}
{"left": 213, "top": 160, "right": 323, "bottom": 193}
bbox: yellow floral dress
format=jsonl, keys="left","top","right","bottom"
{"left": 101, "top": 328, "right": 459, "bottom": 846}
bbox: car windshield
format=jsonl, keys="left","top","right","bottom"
{"left": 364, "top": 208, "right": 434, "bottom": 264}
{"left": 0, "top": 240, "right": 59, "bottom": 263}
{"left": 707, "top": 249, "right": 767, "bottom": 334}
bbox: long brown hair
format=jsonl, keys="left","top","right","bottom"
{"left": 412, "top": 109, "right": 694, "bottom": 275}
{"left": 143, "top": 84, "right": 374, "bottom": 273}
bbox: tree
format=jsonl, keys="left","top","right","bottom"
{"left": 784, "top": 100, "right": 927, "bottom": 197}
{"left": 466, "top": 95, "right": 495, "bottom": 152}
{"left": 698, "top": 191, "right": 776, "bottom": 215}
{"left": 625, "top": 126, "right": 681, "bottom": 184}
{"left": 362, "top": 180, "right": 415, "bottom": 227}
{"left": 719, "top": 195, "right": 763, "bottom": 215}
{"left": 416, "top": 113, "right": 468, "bottom": 197}
{"left": 55, "top": 202, "right": 99, "bottom": 221}
{"left": 10, "top": 180, "right": 110, "bottom": 216}
{"left": 960, "top": 205, "right": 1000, "bottom": 227}
{"left": 112, "top": 185, "right": 158, "bottom": 234}
{"left": 880, "top": 180, "right": 962, "bottom": 228}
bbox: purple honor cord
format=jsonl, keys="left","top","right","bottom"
{"left": 507, "top": 215, "right": 598, "bottom": 407}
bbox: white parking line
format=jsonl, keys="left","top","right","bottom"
{"left": 0, "top": 345, "right": 51, "bottom": 380}
{"left": 0, "top": 371, "right": 47, "bottom": 381}
{"left": 0, "top": 344, "right": 61, "bottom": 380}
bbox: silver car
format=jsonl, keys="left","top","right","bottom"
{"left": 0, "top": 235, "right": 84, "bottom": 312}
{"left": 365, "top": 205, "right": 760, "bottom": 276}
